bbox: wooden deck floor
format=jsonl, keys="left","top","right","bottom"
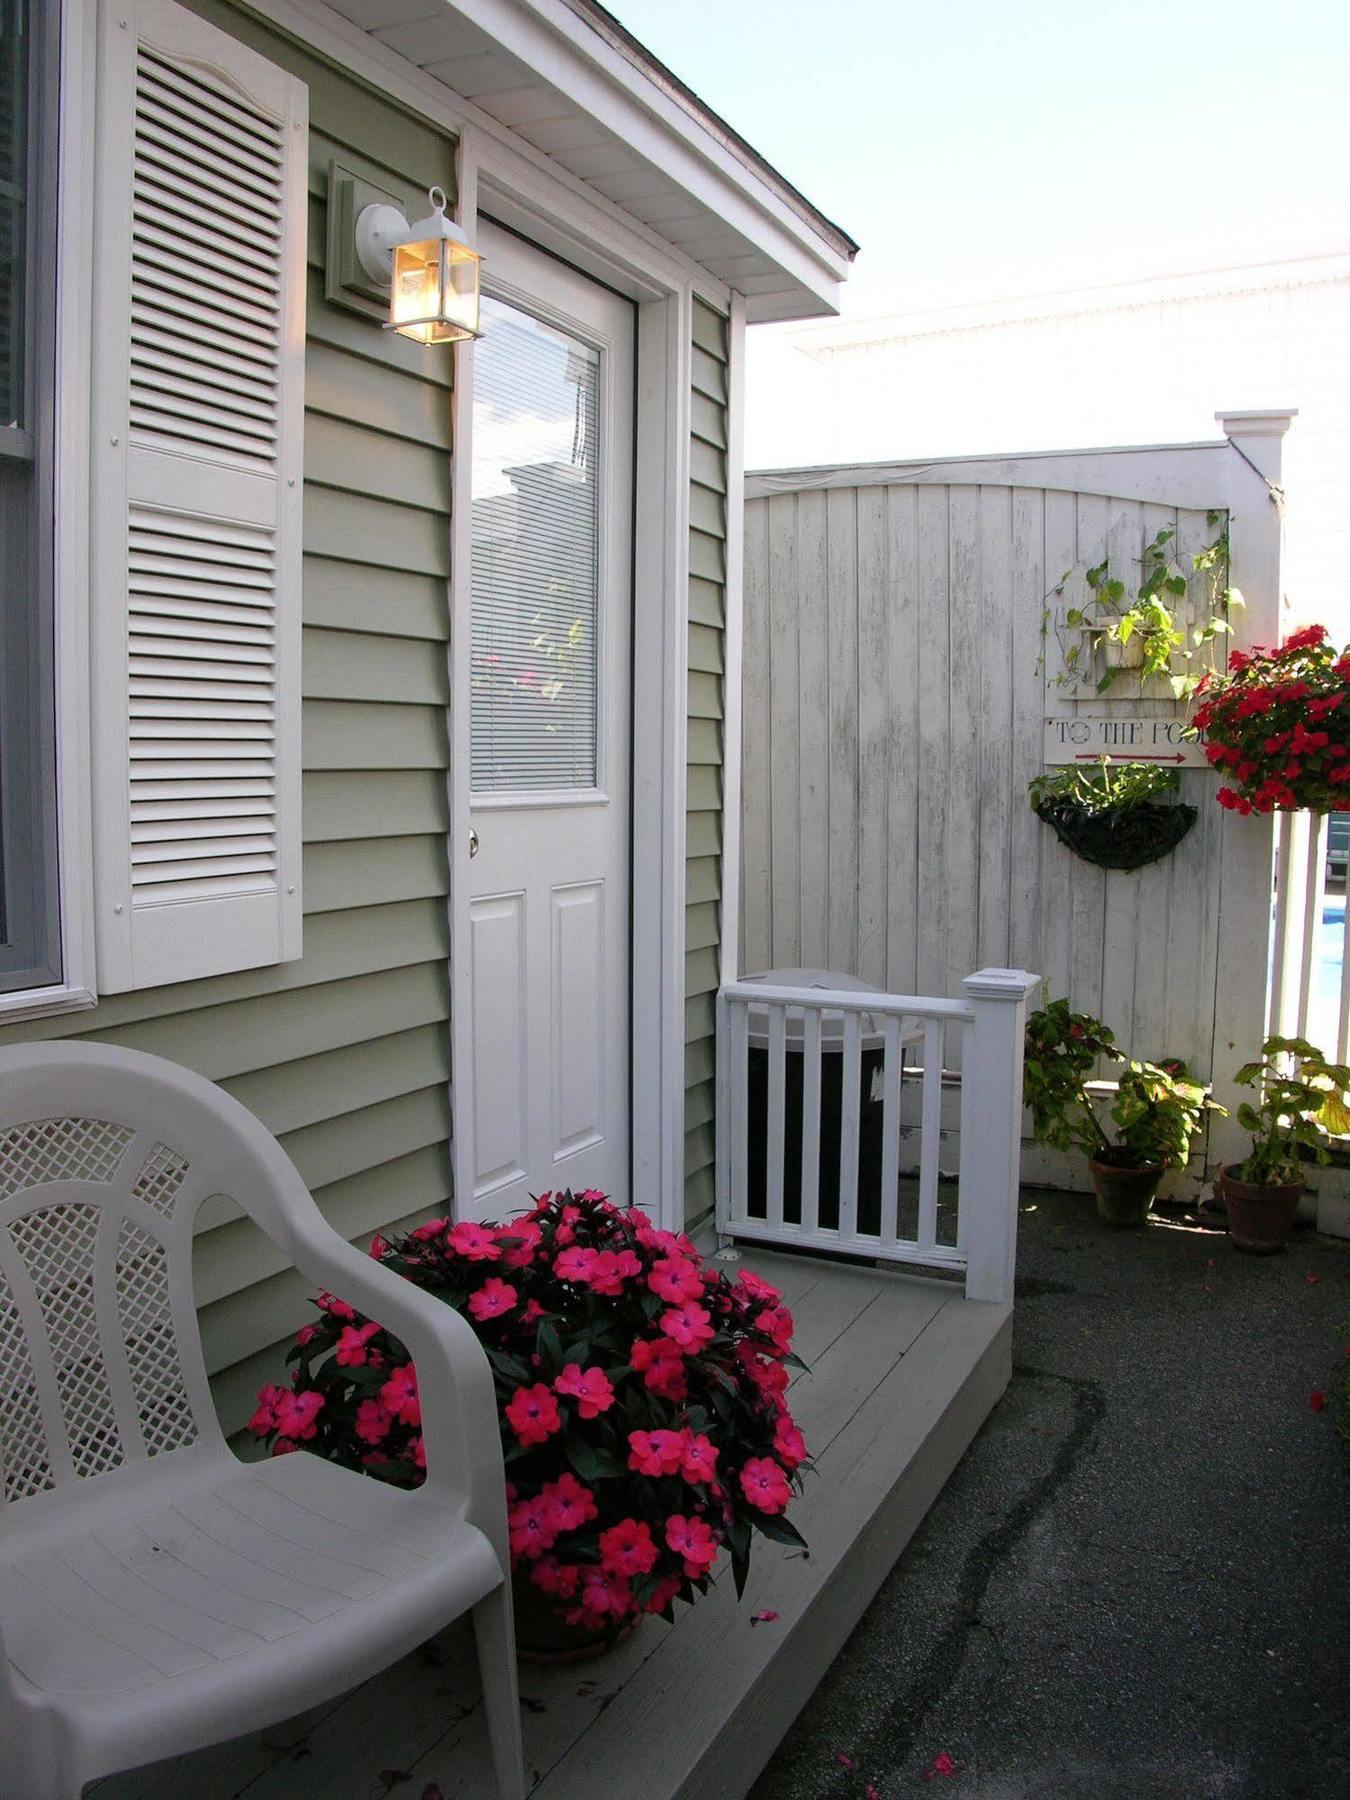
{"left": 93, "top": 1250, "right": 1011, "bottom": 1800}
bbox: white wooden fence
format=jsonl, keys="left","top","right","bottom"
{"left": 716, "top": 969, "right": 1039, "bottom": 1302}
{"left": 738, "top": 414, "right": 1291, "bottom": 1185}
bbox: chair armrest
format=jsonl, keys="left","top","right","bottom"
{"left": 248, "top": 1169, "right": 507, "bottom": 1554}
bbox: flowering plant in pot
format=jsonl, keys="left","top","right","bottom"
{"left": 1023, "top": 999, "right": 1223, "bottom": 1225}
{"left": 1189, "top": 625, "right": 1350, "bottom": 815}
{"left": 250, "top": 1190, "right": 809, "bottom": 1657}
{"left": 1221, "top": 1036, "right": 1350, "bottom": 1252}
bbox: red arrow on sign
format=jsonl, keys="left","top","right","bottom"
{"left": 1073, "top": 751, "right": 1187, "bottom": 764}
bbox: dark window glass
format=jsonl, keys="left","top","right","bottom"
{"left": 0, "top": 0, "right": 61, "bottom": 994}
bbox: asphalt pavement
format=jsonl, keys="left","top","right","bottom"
{"left": 752, "top": 1187, "right": 1350, "bottom": 1800}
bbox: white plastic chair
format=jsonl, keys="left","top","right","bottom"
{"left": 0, "top": 1042, "right": 525, "bottom": 1800}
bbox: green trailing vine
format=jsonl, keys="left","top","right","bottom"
{"left": 1038, "top": 513, "right": 1241, "bottom": 699}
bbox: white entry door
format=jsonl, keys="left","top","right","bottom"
{"left": 461, "top": 222, "right": 635, "bottom": 1220}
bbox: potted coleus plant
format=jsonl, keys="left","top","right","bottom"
{"left": 250, "top": 1190, "right": 809, "bottom": 1659}
{"left": 1220, "top": 1036, "right": 1350, "bottom": 1252}
{"left": 1023, "top": 999, "right": 1223, "bottom": 1225}
{"left": 1029, "top": 759, "right": 1197, "bottom": 871}
{"left": 1190, "top": 625, "right": 1350, "bottom": 815}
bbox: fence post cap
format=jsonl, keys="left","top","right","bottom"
{"left": 1215, "top": 408, "right": 1298, "bottom": 438}
{"left": 962, "top": 968, "right": 1042, "bottom": 1003}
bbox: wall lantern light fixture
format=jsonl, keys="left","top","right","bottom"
{"left": 353, "top": 185, "right": 481, "bottom": 344}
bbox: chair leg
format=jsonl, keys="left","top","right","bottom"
{"left": 472, "top": 1583, "right": 526, "bottom": 1800}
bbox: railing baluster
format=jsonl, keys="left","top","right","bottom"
{"left": 728, "top": 996, "right": 749, "bottom": 1229}
{"left": 1298, "top": 814, "right": 1328, "bottom": 1038}
{"left": 800, "top": 1007, "right": 823, "bottom": 1237}
{"left": 1339, "top": 899, "right": 1350, "bottom": 1064}
{"left": 836, "top": 1010, "right": 862, "bottom": 1239}
{"left": 918, "top": 1017, "right": 943, "bottom": 1253}
{"left": 766, "top": 1003, "right": 787, "bottom": 1231}
{"left": 879, "top": 1013, "right": 902, "bottom": 1248}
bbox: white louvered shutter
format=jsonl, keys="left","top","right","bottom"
{"left": 90, "top": 0, "right": 306, "bottom": 992}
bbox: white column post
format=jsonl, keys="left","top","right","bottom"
{"left": 958, "top": 968, "right": 1041, "bottom": 1304}
{"left": 1209, "top": 408, "right": 1296, "bottom": 1168}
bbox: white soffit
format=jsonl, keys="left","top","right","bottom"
{"left": 321, "top": 0, "right": 857, "bottom": 319}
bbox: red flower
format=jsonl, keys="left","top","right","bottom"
{"left": 630, "top": 1335, "right": 689, "bottom": 1401}
{"left": 643, "top": 1574, "right": 683, "bottom": 1615}
{"left": 554, "top": 1361, "right": 615, "bottom": 1419}
{"left": 496, "top": 1218, "right": 542, "bottom": 1268}
{"left": 505, "top": 1382, "right": 562, "bottom": 1446}
{"left": 354, "top": 1399, "right": 393, "bottom": 1445}
{"left": 554, "top": 1245, "right": 599, "bottom": 1285}
{"left": 665, "top": 1513, "right": 720, "bottom": 1576}
{"left": 468, "top": 1277, "right": 518, "bottom": 1321}
{"left": 317, "top": 1289, "right": 356, "bottom": 1320}
{"left": 648, "top": 1256, "right": 705, "bottom": 1303}
{"left": 538, "top": 1472, "right": 597, "bottom": 1533}
{"left": 774, "top": 1415, "right": 808, "bottom": 1470}
{"left": 661, "top": 1301, "right": 715, "bottom": 1350}
{"left": 1283, "top": 624, "right": 1327, "bottom": 651}
{"left": 739, "top": 1456, "right": 792, "bottom": 1513}
{"left": 600, "top": 1518, "right": 659, "bottom": 1578}
{"left": 736, "top": 1268, "right": 782, "bottom": 1304}
{"left": 530, "top": 1557, "right": 581, "bottom": 1598}
{"left": 273, "top": 1388, "right": 324, "bottom": 1441}
{"left": 445, "top": 1221, "right": 500, "bottom": 1261}
{"left": 628, "top": 1428, "right": 686, "bottom": 1476}
{"left": 567, "top": 1567, "right": 634, "bottom": 1624}
{"left": 508, "top": 1495, "right": 560, "bottom": 1560}
{"left": 335, "top": 1321, "right": 382, "bottom": 1366}
{"left": 381, "top": 1364, "right": 421, "bottom": 1427}
{"left": 248, "top": 1383, "right": 287, "bottom": 1436}
{"left": 680, "top": 1431, "right": 719, "bottom": 1484}
{"left": 586, "top": 1248, "right": 643, "bottom": 1296}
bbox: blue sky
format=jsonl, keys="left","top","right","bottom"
{"left": 612, "top": 0, "right": 1350, "bottom": 316}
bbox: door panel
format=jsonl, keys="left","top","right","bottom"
{"left": 463, "top": 222, "right": 634, "bottom": 1219}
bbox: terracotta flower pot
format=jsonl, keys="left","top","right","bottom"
{"left": 512, "top": 1579, "right": 642, "bottom": 1665}
{"left": 1088, "top": 1156, "right": 1164, "bottom": 1228}
{"left": 1218, "top": 1164, "right": 1304, "bottom": 1254}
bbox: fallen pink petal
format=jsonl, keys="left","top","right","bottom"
{"left": 836, "top": 1750, "right": 856, "bottom": 1768}
{"left": 751, "top": 1609, "right": 781, "bottom": 1625}
{"left": 1304, "top": 1272, "right": 1322, "bottom": 1285}
{"left": 923, "top": 1751, "right": 956, "bottom": 1779}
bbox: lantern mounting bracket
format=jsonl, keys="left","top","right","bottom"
{"left": 354, "top": 202, "right": 410, "bottom": 287}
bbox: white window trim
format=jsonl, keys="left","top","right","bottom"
{"left": 0, "top": 0, "right": 99, "bottom": 1025}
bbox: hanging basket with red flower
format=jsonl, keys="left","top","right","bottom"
{"left": 1190, "top": 625, "right": 1350, "bottom": 814}
{"left": 250, "top": 1190, "right": 809, "bottom": 1652}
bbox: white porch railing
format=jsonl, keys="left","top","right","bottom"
{"left": 715, "top": 968, "right": 1041, "bottom": 1304}
{"left": 1268, "top": 812, "right": 1350, "bottom": 1058}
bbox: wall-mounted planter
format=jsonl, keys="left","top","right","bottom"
{"left": 1034, "top": 798, "right": 1198, "bottom": 871}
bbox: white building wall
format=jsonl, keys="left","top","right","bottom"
{"left": 747, "top": 253, "right": 1350, "bottom": 637}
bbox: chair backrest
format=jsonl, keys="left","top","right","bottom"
{"left": 0, "top": 1043, "right": 305, "bottom": 1508}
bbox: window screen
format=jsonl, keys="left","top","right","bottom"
{"left": 470, "top": 293, "right": 601, "bottom": 794}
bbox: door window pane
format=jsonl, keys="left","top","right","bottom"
{"left": 0, "top": 0, "right": 28, "bottom": 431}
{"left": 470, "top": 294, "right": 600, "bottom": 793}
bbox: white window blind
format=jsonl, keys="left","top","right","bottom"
{"left": 470, "top": 294, "right": 601, "bottom": 794}
{"left": 90, "top": 0, "right": 306, "bottom": 992}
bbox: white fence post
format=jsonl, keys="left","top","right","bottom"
{"left": 958, "top": 968, "right": 1041, "bottom": 1304}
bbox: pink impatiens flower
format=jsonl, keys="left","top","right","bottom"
{"left": 495, "top": 1218, "right": 542, "bottom": 1268}
{"left": 631, "top": 1334, "right": 689, "bottom": 1400}
{"left": 381, "top": 1364, "right": 421, "bottom": 1427}
{"left": 467, "top": 1277, "right": 518, "bottom": 1321}
{"left": 445, "top": 1220, "right": 500, "bottom": 1261}
{"left": 586, "top": 1248, "right": 643, "bottom": 1295}
{"left": 554, "top": 1245, "right": 599, "bottom": 1285}
{"left": 272, "top": 1388, "right": 324, "bottom": 1441}
{"left": 508, "top": 1495, "right": 560, "bottom": 1560}
{"left": 736, "top": 1268, "right": 781, "bottom": 1304}
{"left": 354, "top": 1398, "right": 393, "bottom": 1445}
{"left": 661, "top": 1301, "right": 715, "bottom": 1350}
{"left": 248, "top": 1383, "right": 286, "bottom": 1436}
{"left": 627, "top": 1428, "right": 686, "bottom": 1477}
{"left": 506, "top": 1382, "right": 563, "bottom": 1447}
{"left": 665, "top": 1513, "right": 720, "bottom": 1577}
{"left": 538, "top": 1472, "right": 598, "bottom": 1533}
{"left": 335, "top": 1321, "right": 382, "bottom": 1366}
{"left": 317, "top": 1289, "right": 356, "bottom": 1320}
{"left": 554, "top": 1362, "right": 615, "bottom": 1419}
{"left": 567, "top": 1567, "right": 634, "bottom": 1624}
{"left": 773, "top": 1415, "right": 808, "bottom": 1470}
{"left": 530, "top": 1557, "right": 581, "bottom": 1598}
{"left": 648, "top": 1255, "right": 705, "bottom": 1303}
{"left": 680, "top": 1431, "right": 718, "bottom": 1485}
{"left": 739, "top": 1456, "right": 792, "bottom": 1514}
{"left": 599, "top": 1518, "right": 658, "bottom": 1578}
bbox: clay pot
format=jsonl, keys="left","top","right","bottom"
{"left": 512, "top": 1579, "right": 642, "bottom": 1665}
{"left": 1088, "top": 1156, "right": 1164, "bottom": 1228}
{"left": 1217, "top": 1164, "right": 1304, "bottom": 1254}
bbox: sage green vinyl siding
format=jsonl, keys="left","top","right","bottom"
{"left": 0, "top": 1, "right": 458, "bottom": 1434}
{"left": 685, "top": 299, "right": 729, "bottom": 1224}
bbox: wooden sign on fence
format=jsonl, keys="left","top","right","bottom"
{"left": 1043, "top": 714, "right": 1212, "bottom": 769}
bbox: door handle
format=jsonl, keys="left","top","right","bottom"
{"left": 468, "top": 827, "right": 480, "bottom": 859}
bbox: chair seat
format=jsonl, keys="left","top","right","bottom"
{"left": 2, "top": 1450, "right": 501, "bottom": 1726}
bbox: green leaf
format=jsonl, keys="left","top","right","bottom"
{"left": 536, "top": 1320, "right": 563, "bottom": 1377}
{"left": 563, "top": 1430, "right": 626, "bottom": 1482}
{"left": 753, "top": 1512, "right": 808, "bottom": 1549}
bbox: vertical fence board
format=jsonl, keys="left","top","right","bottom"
{"left": 767, "top": 492, "right": 802, "bottom": 964}
{"left": 827, "top": 488, "right": 861, "bottom": 972}
{"left": 885, "top": 485, "right": 921, "bottom": 992}
{"left": 741, "top": 497, "right": 772, "bottom": 975}
{"left": 856, "top": 486, "right": 890, "bottom": 985}
{"left": 795, "top": 490, "right": 828, "bottom": 965}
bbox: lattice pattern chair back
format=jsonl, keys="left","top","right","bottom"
{"left": 0, "top": 1046, "right": 271, "bottom": 1506}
